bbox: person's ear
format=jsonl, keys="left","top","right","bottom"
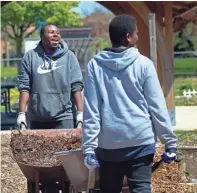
{"left": 126, "top": 33, "right": 132, "bottom": 45}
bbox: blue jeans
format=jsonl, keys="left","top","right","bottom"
{"left": 99, "top": 154, "right": 154, "bottom": 193}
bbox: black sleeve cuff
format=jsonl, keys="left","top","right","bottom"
{"left": 166, "top": 148, "right": 177, "bottom": 153}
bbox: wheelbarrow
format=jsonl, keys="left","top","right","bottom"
{"left": 10, "top": 128, "right": 82, "bottom": 193}
{"left": 55, "top": 149, "right": 176, "bottom": 193}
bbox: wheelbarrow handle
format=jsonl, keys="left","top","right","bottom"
{"left": 87, "top": 169, "right": 96, "bottom": 193}
{"left": 20, "top": 123, "right": 27, "bottom": 130}
{"left": 152, "top": 159, "right": 163, "bottom": 173}
{"left": 76, "top": 122, "right": 83, "bottom": 128}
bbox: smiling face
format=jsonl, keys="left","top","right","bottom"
{"left": 41, "top": 25, "right": 61, "bottom": 50}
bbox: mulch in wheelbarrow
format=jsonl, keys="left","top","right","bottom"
{"left": 10, "top": 129, "right": 82, "bottom": 166}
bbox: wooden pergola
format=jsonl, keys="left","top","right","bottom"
{"left": 98, "top": 1, "right": 197, "bottom": 124}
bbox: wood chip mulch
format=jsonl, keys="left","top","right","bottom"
{"left": 1, "top": 130, "right": 197, "bottom": 193}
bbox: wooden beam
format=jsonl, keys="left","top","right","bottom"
{"left": 148, "top": 13, "right": 157, "bottom": 71}
{"left": 172, "top": 2, "right": 190, "bottom": 9}
{"left": 164, "top": 2, "right": 175, "bottom": 115}
{"left": 164, "top": 2, "right": 173, "bottom": 54}
{"left": 156, "top": 2, "right": 164, "bottom": 28}
{"left": 175, "top": 5, "right": 197, "bottom": 20}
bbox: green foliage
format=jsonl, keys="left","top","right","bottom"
{"left": 174, "top": 130, "right": 197, "bottom": 145}
{"left": 98, "top": 38, "right": 111, "bottom": 50}
{"left": 1, "top": 1, "right": 82, "bottom": 56}
{"left": 91, "top": 38, "right": 111, "bottom": 57}
{"left": 173, "top": 22, "right": 197, "bottom": 51}
{"left": 1, "top": 67, "right": 18, "bottom": 78}
{"left": 175, "top": 96, "right": 197, "bottom": 106}
{"left": 1, "top": 88, "right": 19, "bottom": 112}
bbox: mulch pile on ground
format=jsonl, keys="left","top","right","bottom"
{"left": 1, "top": 130, "right": 197, "bottom": 193}
{"left": 151, "top": 145, "right": 197, "bottom": 193}
{"left": 1, "top": 132, "right": 27, "bottom": 193}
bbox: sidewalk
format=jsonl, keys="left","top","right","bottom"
{"left": 173, "top": 106, "right": 197, "bottom": 130}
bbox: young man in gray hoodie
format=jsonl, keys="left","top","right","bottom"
{"left": 17, "top": 25, "right": 83, "bottom": 129}
{"left": 83, "top": 15, "right": 177, "bottom": 193}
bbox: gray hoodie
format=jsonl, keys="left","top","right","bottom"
{"left": 18, "top": 40, "right": 83, "bottom": 122}
{"left": 82, "top": 47, "right": 177, "bottom": 154}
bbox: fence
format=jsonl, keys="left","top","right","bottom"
{"left": 175, "top": 89, "right": 197, "bottom": 99}
{"left": 183, "top": 89, "right": 197, "bottom": 98}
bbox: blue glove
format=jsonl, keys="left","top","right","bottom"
{"left": 162, "top": 149, "right": 176, "bottom": 163}
{"left": 84, "top": 154, "right": 100, "bottom": 171}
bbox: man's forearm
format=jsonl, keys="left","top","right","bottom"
{"left": 19, "top": 91, "right": 29, "bottom": 112}
{"left": 73, "top": 91, "right": 83, "bottom": 112}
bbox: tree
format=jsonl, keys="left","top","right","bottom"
{"left": 174, "top": 22, "right": 197, "bottom": 55}
{"left": 1, "top": 1, "right": 82, "bottom": 56}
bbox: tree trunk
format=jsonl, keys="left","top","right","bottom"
{"left": 15, "top": 38, "right": 23, "bottom": 57}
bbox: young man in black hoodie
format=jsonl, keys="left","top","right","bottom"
{"left": 17, "top": 25, "right": 83, "bottom": 129}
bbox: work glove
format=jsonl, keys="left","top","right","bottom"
{"left": 17, "top": 112, "right": 27, "bottom": 130}
{"left": 162, "top": 148, "right": 176, "bottom": 163}
{"left": 84, "top": 154, "right": 100, "bottom": 171}
{"left": 76, "top": 111, "right": 83, "bottom": 128}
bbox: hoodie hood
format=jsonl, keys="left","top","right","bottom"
{"left": 94, "top": 47, "right": 140, "bottom": 71}
{"left": 35, "top": 39, "right": 68, "bottom": 58}
{"left": 34, "top": 40, "right": 68, "bottom": 69}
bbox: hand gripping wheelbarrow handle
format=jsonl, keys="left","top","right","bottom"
{"left": 152, "top": 155, "right": 182, "bottom": 173}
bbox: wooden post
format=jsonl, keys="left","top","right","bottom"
{"left": 148, "top": 13, "right": 157, "bottom": 71}
{"left": 155, "top": 2, "right": 163, "bottom": 28}
{"left": 164, "top": 2, "right": 173, "bottom": 56}
{"left": 5, "top": 33, "right": 10, "bottom": 67}
{"left": 164, "top": 2, "right": 175, "bottom": 125}
{"left": 155, "top": 2, "right": 164, "bottom": 86}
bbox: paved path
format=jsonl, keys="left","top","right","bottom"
{"left": 173, "top": 106, "right": 197, "bottom": 130}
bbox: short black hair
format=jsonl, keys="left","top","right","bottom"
{"left": 40, "top": 25, "right": 47, "bottom": 38}
{"left": 40, "top": 24, "right": 56, "bottom": 38}
{"left": 109, "top": 15, "right": 136, "bottom": 47}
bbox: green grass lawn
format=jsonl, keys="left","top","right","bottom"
{"left": 174, "top": 57, "right": 197, "bottom": 75}
{"left": 174, "top": 77, "right": 197, "bottom": 105}
{"left": 174, "top": 77, "right": 197, "bottom": 96}
{"left": 1, "top": 67, "right": 18, "bottom": 78}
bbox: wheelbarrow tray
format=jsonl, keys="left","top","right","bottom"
{"left": 55, "top": 150, "right": 99, "bottom": 192}
{"left": 11, "top": 128, "right": 82, "bottom": 183}
{"left": 17, "top": 161, "right": 68, "bottom": 183}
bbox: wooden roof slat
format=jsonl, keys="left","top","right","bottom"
{"left": 175, "top": 5, "right": 197, "bottom": 20}
{"left": 172, "top": 2, "right": 191, "bottom": 9}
